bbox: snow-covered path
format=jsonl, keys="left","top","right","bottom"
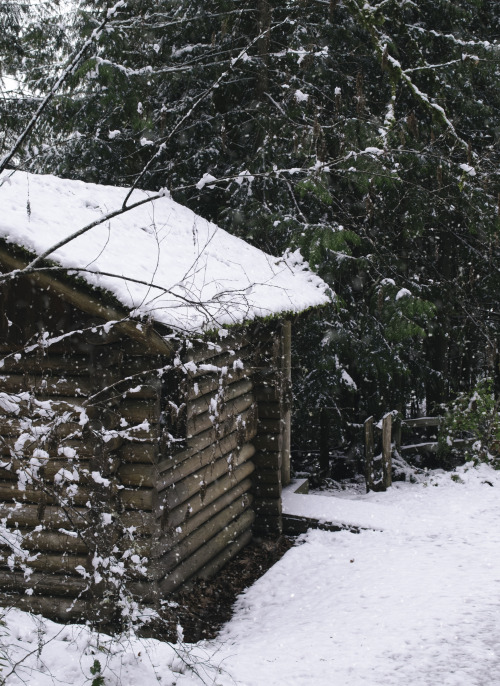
{"left": 4, "top": 463, "right": 500, "bottom": 686}
{"left": 182, "top": 463, "right": 500, "bottom": 686}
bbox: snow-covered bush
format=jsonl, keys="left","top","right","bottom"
{"left": 438, "top": 378, "right": 500, "bottom": 466}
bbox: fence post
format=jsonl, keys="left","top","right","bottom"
{"left": 382, "top": 412, "right": 392, "bottom": 489}
{"left": 393, "top": 411, "right": 402, "bottom": 451}
{"left": 364, "top": 416, "right": 375, "bottom": 492}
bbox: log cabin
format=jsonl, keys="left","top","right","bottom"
{"left": 0, "top": 171, "right": 329, "bottom": 623}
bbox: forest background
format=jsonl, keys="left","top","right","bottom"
{"left": 2, "top": 0, "right": 500, "bottom": 465}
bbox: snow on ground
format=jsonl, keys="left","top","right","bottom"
{"left": 3, "top": 462, "right": 500, "bottom": 685}
{"left": 0, "top": 171, "right": 329, "bottom": 332}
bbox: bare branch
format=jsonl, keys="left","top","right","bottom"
{"left": 0, "top": 2, "right": 125, "bottom": 175}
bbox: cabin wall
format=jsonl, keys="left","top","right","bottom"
{"left": 0, "top": 272, "right": 166, "bottom": 621}
{"left": 147, "top": 322, "right": 289, "bottom": 594}
{"left": 155, "top": 333, "right": 258, "bottom": 595}
{"left": 0, "top": 268, "right": 290, "bottom": 622}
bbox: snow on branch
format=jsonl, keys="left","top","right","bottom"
{"left": 0, "top": 5, "right": 125, "bottom": 176}
{"left": 344, "top": 0, "right": 473, "bottom": 156}
{"left": 121, "top": 18, "right": 292, "bottom": 207}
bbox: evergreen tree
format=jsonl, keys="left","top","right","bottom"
{"left": 13, "top": 0, "right": 500, "bottom": 457}
{"left": 0, "top": 0, "right": 74, "bottom": 166}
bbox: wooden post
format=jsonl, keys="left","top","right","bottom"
{"left": 393, "top": 411, "right": 402, "bottom": 451}
{"left": 382, "top": 412, "right": 392, "bottom": 489}
{"left": 253, "top": 322, "right": 285, "bottom": 537}
{"left": 281, "top": 320, "right": 292, "bottom": 487}
{"left": 364, "top": 416, "right": 375, "bottom": 492}
{"left": 319, "top": 407, "right": 330, "bottom": 476}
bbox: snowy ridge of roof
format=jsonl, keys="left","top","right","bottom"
{"left": 0, "top": 171, "right": 330, "bottom": 332}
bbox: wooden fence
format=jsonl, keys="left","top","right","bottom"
{"left": 364, "top": 413, "right": 443, "bottom": 492}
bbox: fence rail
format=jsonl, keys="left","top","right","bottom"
{"left": 364, "top": 413, "right": 443, "bottom": 492}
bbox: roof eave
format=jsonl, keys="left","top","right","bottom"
{"left": 0, "top": 243, "right": 175, "bottom": 357}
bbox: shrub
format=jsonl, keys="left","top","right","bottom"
{"left": 438, "top": 378, "right": 500, "bottom": 466}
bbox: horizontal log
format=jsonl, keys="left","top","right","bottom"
{"left": 252, "top": 467, "right": 282, "bottom": 484}
{"left": 17, "top": 398, "right": 89, "bottom": 417}
{"left": 197, "top": 528, "right": 253, "bottom": 581}
{"left": 105, "top": 335, "right": 170, "bottom": 357}
{"left": 0, "top": 373, "right": 159, "bottom": 407}
{"left": 5, "top": 553, "right": 89, "bottom": 575}
{"left": 159, "top": 508, "right": 255, "bottom": 594}
{"left": 0, "top": 457, "right": 119, "bottom": 485}
{"left": 2, "top": 326, "right": 110, "bottom": 355}
{"left": 187, "top": 392, "right": 254, "bottom": 437}
{"left": 189, "top": 351, "right": 253, "bottom": 381}
{"left": 0, "top": 338, "right": 85, "bottom": 356}
{"left": 282, "top": 514, "right": 361, "bottom": 536}
{"left": 0, "top": 569, "right": 88, "bottom": 598}
{"left": 0, "top": 353, "right": 92, "bottom": 375}
{"left": 0, "top": 435, "right": 123, "bottom": 459}
{"left": 0, "top": 504, "right": 90, "bottom": 529}
{"left": 8, "top": 375, "right": 162, "bottom": 403}
{"left": 120, "top": 487, "right": 155, "bottom": 511}
{"left": 0, "top": 395, "right": 156, "bottom": 435}
{"left": 0, "top": 482, "right": 95, "bottom": 507}
{"left": 119, "top": 442, "right": 157, "bottom": 464}
{"left": 400, "top": 442, "right": 439, "bottom": 454}
{"left": 402, "top": 416, "right": 441, "bottom": 428}
{"left": 151, "top": 496, "right": 253, "bottom": 577}
{"left": 158, "top": 442, "right": 255, "bottom": 509}
{"left": 0, "top": 490, "right": 157, "bottom": 526}
{"left": 187, "top": 378, "right": 253, "bottom": 419}
{"left": 0, "top": 375, "right": 94, "bottom": 397}
{"left": 0, "top": 480, "right": 129, "bottom": 509}
{"left": 0, "top": 504, "right": 153, "bottom": 535}
{"left": 119, "top": 424, "right": 158, "bottom": 441}
{"left": 257, "top": 418, "right": 282, "bottom": 434}
{"left": 254, "top": 385, "right": 281, "bottom": 403}
{"left": 253, "top": 434, "right": 281, "bottom": 451}
{"left": 118, "top": 462, "right": 156, "bottom": 488}
{"left": 120, "top": 399, "right": 161, "bottom": 425}
{"left": 256, "top": 402, "right": 281, "bottom": 419}
{"left": 4, "top": 549, "right": 155, "bottom": 584}
{"left": 0, "top": 593, "right": 90, "bottom": 622}
{"left": 38, "top": 422, "right": 156, "bottom": 444}
{"left": 0, "top": 418, "right": 84, "bottom": 439}
{"left": 186, "top": 365, "right": 250, "bottom": 401}
{"left": 252, "top": 481, "right": 281, "bottom": 499}
{"left": 162, "top": 461, "right": 255, "bottom": 531}
{"left": 121, "top": 354, "right": 165, "bottom": 374}
{"left": 0, "top": 572, "right": 155, "bottom": 616}
{"left": 0, "top": 528, "right": 89, "bottom": 554}
{"left": 0, "top": 475, "right": 158, "bottom": 522}
{"left": 119, "top": 381, "right": 161, "bottom": 400}
{"left": 253, "top": 498, "right": 282, "bottom": 517}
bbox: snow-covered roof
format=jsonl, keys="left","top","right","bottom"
{"left": 0, "top": 171, "right": 330, "bottom": 333}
